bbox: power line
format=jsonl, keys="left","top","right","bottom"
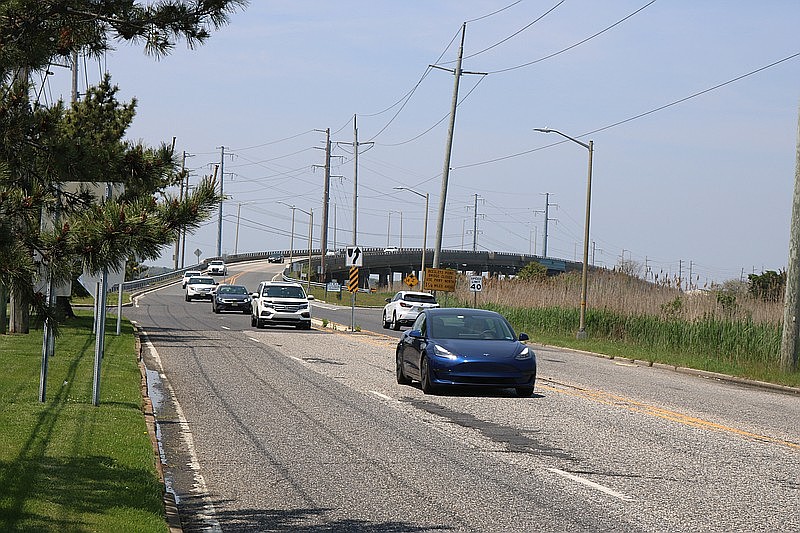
{"left": 464, "top": 0, "right": 566, "bottom": 60}
{"left": 486, "top": 0, "right": 658, "bottom": 74}
{"left": 453, "top": 50, "right": 800, "bottom": 170}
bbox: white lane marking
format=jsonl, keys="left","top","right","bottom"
{"left": 221, "top": 326, "right": 230, "bottom": 330}
{"left": 140, "top": 332, "right": 222, "bottom": 531}
{"left": 614, "top": 362, "right": 636, "bottom": 367}
{"left": 289, "top": 356, "right": 304, "bottom": 363}
{"left": 547, "top": 468, "right": 635, "bottom": 502}
{"left": 247, "top": 337, "right": 260, "bottom": 343}
{"left": 369, "top": 391, "right": 393, "bottom": 401}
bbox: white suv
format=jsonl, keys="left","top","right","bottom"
{"left": 207, "top": 259, "right": 227, "bottom": 276}
{"left": 382, "top": 291, "right": 438, "bottom": 330}
{"left": 250, "top": 281, "right": 314, "bottom": 329}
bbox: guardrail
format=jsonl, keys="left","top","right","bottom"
{"left": 115, "top": 247, "right": 578, "bottom": 293}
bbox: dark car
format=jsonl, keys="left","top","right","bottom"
{"left": 267, "top": 253, "right": 284, "bottom": 263}
{"left": 395, "top": 308, "right": 536, "bottom": 397}
{"left": 212, "top": 284, "right": 252, "bottom": 314}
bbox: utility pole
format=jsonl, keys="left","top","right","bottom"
{"left": 678, "top": 259, "right": 683, "bottom": 291}
{"left": 353, "top": 117, "right": 358, "bottom": 246}
{"left": 688, "top": 260, "right": 694, "bottom": 291}
{"left": 216, "top": 146, "right": 227, "bottom": 257}
{"left": 174, "top": 150, "right": 192, "bottom": 269}
{"left": 431, "top": 23, "right": 486, "bottom": 267}
{"left": 540, "top": 192, "right": 557, "bottom": 257}
{"left": 780, "top": 105, "right": 800, "bottom": 372}
{"left": 466, "top": 194, "right": 484, "bottom": 252}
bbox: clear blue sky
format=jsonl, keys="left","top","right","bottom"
{"left": 43, "top": 1, "right": 800, "bottom": 285}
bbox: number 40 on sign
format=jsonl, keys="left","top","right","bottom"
{"left": 469, "top": 275, "right": 483, "bottom": 292}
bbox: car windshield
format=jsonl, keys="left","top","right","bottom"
{"left": 403, "top": 294, "right": 437, "bottom": 304}
{"left": 263, "top": 286, "right": 306, "bottom": 299}
{"left": 189, "top": 277, "right": 215, "bottom": 285}
{"left": 428, "top": 314, "right": 515, "bottom": 340}
{"left": 210, "top": 261, "right": 223, "bottom": 265}
{"left": 218, "top": 286, "right": 247, "bottom": 295}
{"left": 184, "top": 271, "right": 201, "bottom": 277}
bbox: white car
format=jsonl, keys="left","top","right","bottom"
{"left": 181, "top": 270, "right": 202, "bottom": 288}
{"left": 250, "top": 281, "right": 315, "bottom": 329}
{"left": 185, "top": 276, "right": 218, "bottom": 301}
{"left": 207, "top": 259, "right": 227, "bottom": 276}
{"left": 382, "top": 291, "right": 438, "bottom": 330}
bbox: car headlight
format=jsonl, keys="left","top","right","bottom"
{"left": 515, "top": 346, "right": 532, "bottom": 360}
{"left": 434, "top": 344, "right": 458, "bottom": 360}
{"left": 299, "top": 303, "right": 308, "bottom": 309}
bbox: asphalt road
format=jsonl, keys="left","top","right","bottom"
{"left": 128, "top": 260, "right": 800, "bottom": 532}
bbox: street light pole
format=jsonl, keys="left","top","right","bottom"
{"left": 394, "top": 187, "right": 429, "bottom": 289}
{"left": 534, "top": 128, "right": 594, "bottom": 339}
{"left": 278, "top": 201, "right": 297, "bottom": 265}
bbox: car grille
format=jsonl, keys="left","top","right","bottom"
{"left": 272, "top": 304, "right": 302, "bottom": 312}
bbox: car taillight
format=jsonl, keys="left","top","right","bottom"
{"left": 400, "top": 302, "right": 413, "bottom": 308}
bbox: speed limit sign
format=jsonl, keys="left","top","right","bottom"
{"left": 469, "top": 275, "right": 483, "bottom": 292}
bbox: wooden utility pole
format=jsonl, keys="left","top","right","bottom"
{"left": 780, "top": 105, "right": 800, "bottom": 372}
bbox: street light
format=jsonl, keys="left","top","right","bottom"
{"left": 534, "top": 128, "right": 594, "bottom": 339}
{"left": 279, "top": 202, "right": 313, "bottom": 292}
{"left": 277, "top": 201, "right": 297, "bottom": 265}
{"left": 394, "top": 187, "right": 429, "bottom": 290}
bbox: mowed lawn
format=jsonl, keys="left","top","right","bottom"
{"left": 0, "top": 314, "right": 167, "bottom": 532}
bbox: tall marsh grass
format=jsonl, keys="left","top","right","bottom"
{"left": 451, "top": 269, "right": 792, "bottom": 382}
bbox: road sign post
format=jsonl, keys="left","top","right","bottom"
{"left": 348, "top": 266, "right": 359, "bottom": 332}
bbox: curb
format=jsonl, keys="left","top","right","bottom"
{"left": 135, "top": 326, "right": 183, "bottom": 533}
{"left": 533, "top": 342, "right": 800, "bottom": 396}
{"left": 316, "top": 316, "right": 800, "bottom": 396}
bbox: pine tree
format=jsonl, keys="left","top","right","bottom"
{"left": 0, "top": 1, "right": 247, "bottom": 333}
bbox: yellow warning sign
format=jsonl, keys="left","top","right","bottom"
{"left": 424, "top": 268, "right": 457, "bottom": 292}
{"left": 404, "top": 274, "right": 418, "bottom": 288}
{"left": 348, "top": 266, "right": 359, "bottom": 293}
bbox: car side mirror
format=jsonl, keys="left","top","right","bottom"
{"left": 385, "top": 298, "right": 391, "bottom": 303}
{"left": 307, "top": 295, "right": 315, "bottom": 301}
{"left": 408, "top": 329, "right": 423, "bottom": 339}
{"left": 518, "top": 333, "right": 529, "bottom": 341}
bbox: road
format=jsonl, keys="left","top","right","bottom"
{"left": 128, "top": 260, "right": 800, "bottom": 532}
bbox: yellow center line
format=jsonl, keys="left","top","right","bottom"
{"left": 537, "top": 382, "right": 800, "bottom": 451}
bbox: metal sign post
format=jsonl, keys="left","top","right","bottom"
{"left": 348, "top": 266, "right": 359, "bottom": 332}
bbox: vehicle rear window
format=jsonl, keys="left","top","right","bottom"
{"left": 189, "top": 277, "right": 215, "bottom": 285}
{"left": 218, "top": 286, "right": 247, "bottom": 294}
{"left": 404, "top": 294, "right": 437, "bottom": 304}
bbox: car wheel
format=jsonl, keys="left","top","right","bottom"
{"left": 382, "top": 312, "right": 390, "bottom": 329}
{"left": 516, "top": 386, "right": 534, "bottom": 398}
{"left": 185, "top": 294, "right": 191, "bottom": 302}
{"left": 396, "top": 350, "right": 411, "bottom": 385}
{"left": 420, "top": 356, "right": 437, "bottom": 395}
{"left": 391, "top": 312, "right": 400, "bottom": 331}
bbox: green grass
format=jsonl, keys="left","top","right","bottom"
{"left": 70, "top": 292, "right": 132, "bottom": 307}
{"left": 0, "top": 313, "right": 167, "bottom": 532}
{"left": 480, "top": 303, "right": 800, "bottom": 388}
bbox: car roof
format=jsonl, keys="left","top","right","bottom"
{"left": 397, "top": 291, "right": 435, "bottom": 298}
{"left": 260, "top": 281, "right": 302, "bottom": 287}
{"left": 209, "top": 259, "right": 224, "bottom": 263}
{"left": 216, "top": 284, "right": 246, "bottom": 289}
{"left": 184, "top": 270, "right": 201, "bottom": 275}
{"left": 423, "top": 307, "right": 501, "bottom": 318}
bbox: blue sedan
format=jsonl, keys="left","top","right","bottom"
{"left": 395, "top": 308, "right": 536, "bottom": 397}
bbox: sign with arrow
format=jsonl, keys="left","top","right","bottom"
{"left": 346, "top": 246, "right": 363, "bottom": 267}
